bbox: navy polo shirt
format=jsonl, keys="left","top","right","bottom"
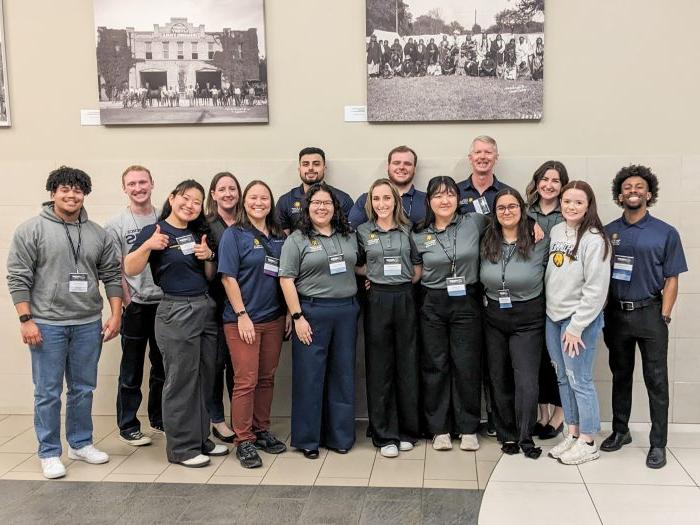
{"left": 606, "top": 212, "right": 687, "bottom": 302}
{"left": 275, "top": 184, "right": 354, "bottom": 231}
{"left": 131, "top": 221, "right": 208, "bottom": 296}
{"left": 457, "top": 175, "right": 511, "bottom": 214}
{"left": 217, "top": 226, "right": 286, "bottom": 324}
{"left": 348, "top": 185, "right": 427, "bottom": 227}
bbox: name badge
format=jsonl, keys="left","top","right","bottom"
{"left": 473, "top": 196, "right": 490, "bottom": 215}
{"left": 69, "top": 273, "right": 88, "bottom": 293}
{"left": 264, "top": 256, "right": 280, "bottom": 277}
{"left": 446, "top": 276, "right": 466, "bottom": 297}
{"left": 498, "top": 289, "right": 513, "bottom": 309}
{"left": 383, "top": 256, "right": 402, "bottom": 276}
{"left": 612, "top": 255, "right": 634, "bottom": 281}
{"left": 176, "top": 234, "right": 196, "bottom": 255}
{"left": 328, "top": 254, "right": 347, "bottom": 275}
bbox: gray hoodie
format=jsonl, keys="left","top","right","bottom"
{"left": 7, "top": 203, "right": 123, "bottom": 325}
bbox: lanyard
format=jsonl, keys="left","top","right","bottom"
{"left": 501, "top": 244, "right": 517, "bottom": 289}
{"left": 317, "top": 233, "right": 342, "bottom": 257}
{"left": 129, "top": 207, "right": 158, "bottom": 231}
{"left": 402, "top": 192, "right": 414, "bottom": 219}
{"left": 434, "top": 221, "right": 458, "bottom": 276}
{"left": 61, "top": 219, "right": 82, "bottom": 272}
{"left": 377, "top": 228, "right": 405, "bottom": 259}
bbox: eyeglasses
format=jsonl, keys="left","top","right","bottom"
{"left": 309, "top": 200, "right": 333, "bottom": 208}
{"left": 495, "top": 204, "right": 520, "bottom": 214}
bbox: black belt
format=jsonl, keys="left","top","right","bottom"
{"left": 614, "top": 296, "right": 660, "bottom": 312}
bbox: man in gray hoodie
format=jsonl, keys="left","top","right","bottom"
{"left": 7, "top": 166, "right": 123, "bottom": 480}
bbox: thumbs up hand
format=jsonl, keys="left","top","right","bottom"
{"left": 145, "top": 224, "right": 169, "bottom": 251}
{"left": 194, "top": 233, "right": 214, "bottom": 261}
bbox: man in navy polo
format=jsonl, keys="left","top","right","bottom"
{"left": 348, "top": 145, "right": 427, "bottom": 227}
{"left": 457, "top": 135, "right": 512, "bottom": 215}
{"left": 601, "top": 165, "right": 687, "bottom": 469}
{"left": 276, "top": 147, "right": 354, "bottom": 234}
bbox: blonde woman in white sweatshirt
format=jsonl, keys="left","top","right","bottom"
{"left": 545, "top": 181, "right": 611, "bottom": 465}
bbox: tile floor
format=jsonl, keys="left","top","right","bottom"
{"left": 479, "top": 422, "right": 700, "bottom": 525}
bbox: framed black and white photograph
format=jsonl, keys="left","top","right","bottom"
{"left": 0, "top": 1, "right": 10, "bottom": 127}
{"left": 366, "top": 0, "right": 544, "bottom": 122}
{"left": 94, "top": 0, "right": 268, "bottom": 125}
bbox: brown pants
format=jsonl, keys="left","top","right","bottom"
{"left": 223, "top": 316, "right": 285, "bottom": 444}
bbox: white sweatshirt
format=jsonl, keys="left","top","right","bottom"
{"left": 545, "top": 222, "right": 611, "bottom": 337}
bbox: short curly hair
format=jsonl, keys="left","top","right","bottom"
{"left": 611, "top": 165, "right": 658, "bottom": 208}
{"left": 45, "top": 166, "right": 92, "bottom": 195}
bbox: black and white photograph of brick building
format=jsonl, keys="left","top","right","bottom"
{"left": 366, "top": 0, "right": 544, "bottom": 122}
{"left": 94, "top": 0, "right": 268, "bottom": 125}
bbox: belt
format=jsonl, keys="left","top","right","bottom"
{"left": 614, "top": 296, "right": 660, "bottom": 311}
{"left": 162, "top": 293, "right": 209, "bottom": 302}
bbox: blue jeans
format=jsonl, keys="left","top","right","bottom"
{"left": 30, "top": 320, "right": 103, "bottom": 458}
{"left": 545, "top": 313, "right": 604, "bottom": 436}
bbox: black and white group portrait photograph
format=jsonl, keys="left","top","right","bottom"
{"left": 366, "top": 0, "right": 544, "bottom": 122}
{"left": 0, "top": 1, "right": 10, "bottom": 127}
{"left": 94, "top": 0, "right": 268, "bottom": 125}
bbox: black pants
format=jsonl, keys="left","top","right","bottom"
{"left": 603, "top": 301, "right": 669, "bottom": 447}
{"left": 116, "top": 302, "right": 165, "bottom": 436}
{"left": 538, "top": 343, "right": 561, "bottom": 406}
{"left": 364, "top": 283, "right": 420, "bottom": 447}
{"left": 420, "top": 287, "right": 482, "bottom": 435}
{"left": 484, "top": 296, "right": 544, "bottom": 445}
{"left": 205, "top": 325, "right": 234, "bottom": 424}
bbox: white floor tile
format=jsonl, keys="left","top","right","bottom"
{"left": 490, "top": 448, "right": 584, "bottom": 484}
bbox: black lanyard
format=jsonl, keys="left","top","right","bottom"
{"left": 402, "top": 192, "right": 414, "bottom": 219}
{"left": 61, "top": 219, "right": 82, "bottom": 272}
{"left": 433, "top": 220, "right": 459, "bottom": 276}
{"left": 248, "top": 227, "right": 277, "bottom": 258}
{"left": 317, "top": 233, "right": 342, "bottom": 257}
{"left": 501, "top": 244, "right": 517, "bottom": 289}
{"left": 376, "top": 227, "right": 405, "bottom": 259}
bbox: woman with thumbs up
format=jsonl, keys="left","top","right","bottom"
{"left": 125, "top": 179, "right": 229, "bottom": 468}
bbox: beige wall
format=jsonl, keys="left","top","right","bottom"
{"left": 0, "top": 0, "right": 698, "bottom": 422}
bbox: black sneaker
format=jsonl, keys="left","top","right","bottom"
{"left": 255, "top": 430, "right": 287, "bottom": 454}
{"left": 119, "top": 430, "right": 152, "bottom": 447}
{"left": 150, "top": 423, "right": 165, "bottom": 434}
{"left": 236, "top": 441, "right": 263, "bottom": 469}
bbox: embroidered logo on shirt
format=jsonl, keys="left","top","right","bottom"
{"left": 611, "top": 232, "right": 621, "bottom": 246}
{"left": 291, "top": 201, "right": 302, "bottom": 214}
{"left": 253, "top": 238, "right": 263, "bottom": 249}
{"left": 424, "top": 234, "right": 436, "bottom": 248}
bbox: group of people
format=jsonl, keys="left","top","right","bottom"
{"left": 7, "top": 136, "right": 686, "bottom": 481}
{"left": 367, "top": 32, "right": 544, "bottom": 80}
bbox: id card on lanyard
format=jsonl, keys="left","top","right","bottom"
{"left": 176, "top": 234, "right": 196, "bottom": 255}
{"left": 435, "top": 222, "right": 466, "bottom": 297}
{"left": 264, "top": 256, "right": 280, "bottom": 277}
{"left": 319, "top": 234, "right": 347, "bottom": 275}
{"left": 61, "top": 218, "right": 88, "bottom": 293}
{"left": 612, "top": 254, "right": 634, "bottom": 281}
{"left": 473, "top": 196, "right": 490, "bottom": 215}
{"left": 499, "top": 244, "right": 516, "bottom": 309}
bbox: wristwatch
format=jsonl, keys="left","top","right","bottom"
{"left": 236, "top": 309, "right": 247, "bottom": 317}
{"left": 291, "top": 312, "right": 303, "bottom": 321}
{"left": 662, "top": 315, "right": 672, "bottom": 324}
{"left": 19, "top": 314, "right": 33, "bottom": 323}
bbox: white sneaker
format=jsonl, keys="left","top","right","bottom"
{"left": 68, "top": 445, "right": 109, "bottom": 464}
{"left": 548, "top": 435, "right": 577, "bottom": 459}
{"left": 399, "top": 441, "right": 414, "bottom": 452}
{"left": 206, "top": 444, "right": 230, "bottom": 456}
{"left": 40, "top": 457, "right": 66, "bottom": 479}
{"left": 380, "top": 444, "right": 399, "bottom": 458}
{"left": 432, "top": 433, "right": 452, "bottom": 451}
{"left": 459, "top": 433, "right": 480, "bottom": 451}
{"left": 559, "top": 440, "right": 600, "bottom": 465}
{"left": 180, "top": 454, "right": 210, "bottom": 468}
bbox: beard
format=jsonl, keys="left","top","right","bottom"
{"left": 301, "top": 173, "right": 324, "bottom": 185}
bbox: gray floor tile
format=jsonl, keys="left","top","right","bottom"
{"left": 422, "top": 488, "right": 482, "bottom": 525}
{"left": 360, "top": 498, "right": 422, "bottom": 525}
{"left": 300, "top": 486, "right": 367, "bottom": 524}
{"left": 0, "top": 480, "right": 42, "bottom": 507}
{"left": 114, "top": 495, "right": 194, "bottom": 525}
{"left": 364, "top": 487, "right": 422, "bottom": 500}
{"left": 176, "top": 485, "right": 257, "bottom": 523}
{"left": 251, "top": 484, "right": 312, "bottom": 500}
{"left": 242, "top": 498, "right": 306, "bottom": 525}
{"left": 141, "top": 482, "right": 207, "bottom": 498}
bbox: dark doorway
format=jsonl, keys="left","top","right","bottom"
{"left": 196, "top": 70, "right": 222, "bottom": 89}
{"left": 140, "top": 71, "right": 167, "bottom": 90}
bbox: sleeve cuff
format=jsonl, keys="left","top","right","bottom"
{"left": 105, "top": 285, "right": 124, "bottom": 299}
{"left": 10, "top": 291, "right": 31, "bottom": 304}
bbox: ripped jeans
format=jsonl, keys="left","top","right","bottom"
{"left": 545, "top": 313, "right": 604, "bottom": 436}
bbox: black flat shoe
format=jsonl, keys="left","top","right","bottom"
{"left": 212, "top": 426, "right": 236, "bottom": 443}
{"left": 538, "top": 423, "right": 563, "bottom": 440}
{"left": 501, "top": 442, "right": 520, "bottom": 455}
{"left": 600, "top": 431, "right": 632, "bottom": 452}
{"left": 646, "top": 447, "right": 666, "bottom": 469}
{"left": 533, "top": 422, "right": 545, "bottom": 436}
{"left": 329, "top": 447, "right": 349, "bottom": 454}
{"left": 521, "top": 444, "right": 543, "bottom": 459}
{"left": 302, "top": 448, "right": 319, "bottom": 459}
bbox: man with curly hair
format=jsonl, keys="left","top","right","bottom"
{"left": 7, "top": 166, "right": 123, "bottom": 479}
{"left": 600, "top": 165, "right": 687, "bottom": 469}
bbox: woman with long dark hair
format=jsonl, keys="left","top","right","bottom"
{"left": 125, "top": 180, "right": 228, "bottom": 467}
{"left": 218, "top": 180, "right": 290, "bottom": 468}
{"left": 545, "top": 181, "right": 610, "bottom": 465}
{"left": 204, "top": 171, "right": 243, "bottom": 443}
{"left": 411, "top": 176, "right": 488, "bottom": 452}
{"left": 279, "top": 182, "right": 360, "bottom": 459}
{"left": 356, "top": 179, "right": 421, "bottom": 458}
{"left": 525, "top": 161, "right": 570, "bottom": 440}
{"left": 480, "top": 188, "right": 548, "bottom": 458}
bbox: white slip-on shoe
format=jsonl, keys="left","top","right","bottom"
{"left": 459, "top": 433, "right": 480, "bottom": 451}
{"left": 558, "top": 440, "right": 600, "bottom": 465}
{"left": 399, "top": 441, "right": 414, "bottom": 452}
{"left": 68, "top": 445, "right": 109, "bottom": 464}
{"left": 40, "top": 457, "right": 66, "bottom": 479}
{"left": 432, "top": 433, "right": 453, "bottom": 451}
{"left": 180, "top": 454, "right": 210, "bottom": 468}
{"left": 206, "top": 444, "right": 230, "bottom": 456}
{"left": 380, "top": 444, "right": 399, "bottom": 458}
{"left": 548, "top": 434, "right": 577, "bottom": 459}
